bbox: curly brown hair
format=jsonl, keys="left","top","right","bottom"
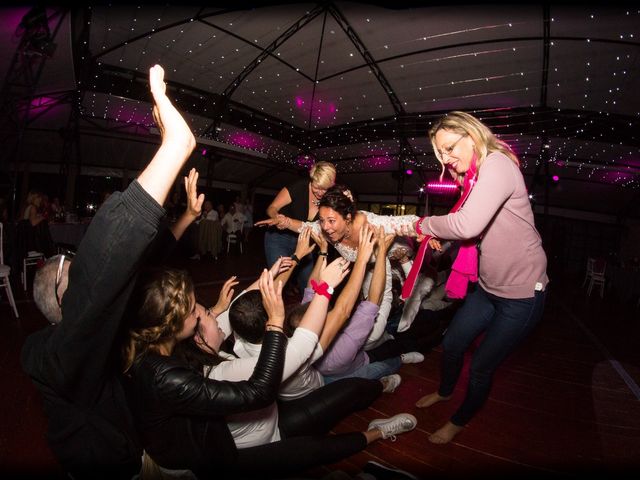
{"left": 122, "top": 268, "right": 195, "bottom": 372}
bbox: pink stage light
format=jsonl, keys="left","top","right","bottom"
{"left": 426, "top": 181, "right": 460, "bottom": 195}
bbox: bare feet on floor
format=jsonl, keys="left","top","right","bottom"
{"left": 415, "top": 391, "right": 451, "bottom": 408}
{"left": 428, "top": 421, "right": 463, "bottom": 444}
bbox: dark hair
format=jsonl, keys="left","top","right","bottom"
{"left": 173, "top": 336, "right": 224, "bottom": 378}
{"left": 229, "top": 290, "right": 267, "bottom": 344}
{"left": 284, "top": 302, "right": 310, "bottom": 335}
{"left": 318, "top": 184, "right": 356, "bottom": 220}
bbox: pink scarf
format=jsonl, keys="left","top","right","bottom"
{"left": 402, "top": 156, "right": 479, "bottom": 300}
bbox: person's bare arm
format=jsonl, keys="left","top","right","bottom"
{"left": 137, "top": 65, "right": 196, "bottom": 205}
{"left": 318, "top": 224, "right": 376, "bottom": 350}
{"left": 170, "top": 168, "right": 204, "bottom": 241}
{"left": 367, "top": 226, "right": 395, "bottom": 306}
{"left": 307, "top": 229, "right": 329, "bottom": 287}
{"left": 274, "top": 227, "right": 316, "bottom": 287}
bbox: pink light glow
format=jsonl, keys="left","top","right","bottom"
{"left": 296, "top": 154, "right": 315, "bottom": 168}
{"left": 426, "top": 181, "right": 460, "bottom": 195}
{"left": 293, "top": 92, "right": 339, "bottom": 127}
{"left": 226, "top": 131, "right": 263, "bottom": 150}
{"left": 552, "top": 175, "right": 559, "bottom": 182}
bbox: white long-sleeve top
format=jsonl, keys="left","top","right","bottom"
{"left": 207, "top": 327, "right": 320, "bottom": 448}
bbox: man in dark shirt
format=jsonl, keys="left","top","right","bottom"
{"left": 21, "top": 64, "right": 197, "bottom": 479}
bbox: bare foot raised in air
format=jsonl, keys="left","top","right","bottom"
{"left": 415, "top": 391, "right": 451, "bottom": 408}
{"left": 428, "top": 421, "right": 463, "bottom": 444}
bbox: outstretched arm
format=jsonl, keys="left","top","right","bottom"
{"left": 137, "top": 65, "right": 196, "bottom": 205}
{"left": 318, "top": 224, "right": 376, "bottom": 350}
{"left": 367, "top": 226, "right": 394, "bottom": 306}
{"left": 33, "top": 65, "right": 196, "bottom": 395}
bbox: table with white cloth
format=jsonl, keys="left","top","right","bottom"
{"left": 197, "top": 219, "right": 223, "bottom": 257}
{"left": 48, "top": 222, "right": 90, "bottom": 249}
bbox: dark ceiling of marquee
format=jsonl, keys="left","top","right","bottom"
{"left": 1, "top": 2, "right": 639, "bottom": 217}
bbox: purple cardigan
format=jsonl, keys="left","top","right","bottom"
{"left": 301, "top": 288, "right": 379, "bottom": 376}
{"left": 419, "top": 152, "right": 548, "bottom": 299}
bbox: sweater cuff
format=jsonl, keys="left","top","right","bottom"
{"left": 123, "top": 179, "right": 166, "bottom": 227}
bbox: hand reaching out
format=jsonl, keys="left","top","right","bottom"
{"left": 375, "top": 225, "right": 396, "bottom": 256}
{"left": 428, "top": 238, "right": 443, "bottom": 251}
{"left": 258, "top": 269, "right": 285, "bottom": 326}
{"left": 294, "top": 227, "right": 316, "bottom": 259}
{"left": 310, "top": 229, "right": 328, "bottom": 254}
{"left": 211, "top": 276, "right": 239, "bottom": 315}
{"left": 269, "top": 256, "right": 293, "bottom": 278}
{"left": 356, "top": 223, "right": 376, "bottom": 264}
{"left": 319, "top": 257, "right": 351, "bottom": 288}
{"left": 184, "top": 168, "right": 204, "bottom": 219}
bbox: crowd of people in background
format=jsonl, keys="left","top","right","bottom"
{"left": 12, "top": 64, "right": 549, "bottom": 480}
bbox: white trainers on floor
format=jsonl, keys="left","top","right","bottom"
{"left": 368, "top": 413, "right": 418, "bottom": 441}
{"left": 400, "top": 351, "right": 425, "bottom": 364}
{"left": 380, "top": 374, "right": 401, "bottom": 393}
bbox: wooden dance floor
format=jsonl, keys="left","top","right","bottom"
{"left": 1, "top": 231, "right": 639, "bottom": 479}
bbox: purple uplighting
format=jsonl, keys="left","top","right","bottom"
{"left": 552, "top": 175, "right": 559, "bottom": 182}
{"left": 405, "top": 169, "right": 413, "bottom": 176}
{"left": 201, "top": 148, "right": 207, "bottom": 156}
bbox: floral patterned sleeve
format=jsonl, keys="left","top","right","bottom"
{"left": 364, "top": 211, "right": 419, "bottom": 233}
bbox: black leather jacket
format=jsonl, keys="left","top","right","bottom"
{"left": 125, "top": 330, "right": 286, "bottom": 475}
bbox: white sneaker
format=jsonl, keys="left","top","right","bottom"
{"left": 400, "top": 352, "right": 424, "bottom": 364}
{"left": 368, "top": 413, "right": 417, "bottom": 441}
{"left": 380, "top": 374, "right": 401, "bottom": 393}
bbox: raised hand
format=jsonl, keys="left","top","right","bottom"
{"left": 310, "top": 228, "right": 328, "bottom": 254}
{"left": 269, "top": 256, "right": 293, "bottom": 278}
{"left": 319, "top": 257, "right": 351, "bottom": 288}
{"left": 356, "top": 223, "right": 376, "bottom": 264}
{"left": 294, "top": 227, "right": 316, "bottom": 260}
{"left": 258, "top": 269, "right": 285, "bottom": 326}
{"left": 184, "top": 168, "right": 204, "bottom": 219}
{"left": 211, "top": 276, "right": 239, "bottom": 315}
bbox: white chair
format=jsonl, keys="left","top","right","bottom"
{"left": 587, "top": 258, "right": 607, "bottom": 298}
{"left": 0, "top": 222, "right": 19, "bottom": 318}
{"left": 22, "top": 250, "right": 45, "bottom": 292}
{"left": 581, "top": 257, "right": 595, "bottom": 287}
{"left": 226, "top": 229, "right": 243, "bottom": 254}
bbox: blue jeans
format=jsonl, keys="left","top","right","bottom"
{"left": 439, "top": 284, "right": 546, "bottom": 426}
{"left": 322, "top": 356, "right": 402, "bottom": 384}
{"left": 264, "top": 229, "right": 314, "bottom": 292}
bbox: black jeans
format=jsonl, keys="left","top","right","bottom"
{"left": 234, "top": 378, "right": 381, "bottom": 478}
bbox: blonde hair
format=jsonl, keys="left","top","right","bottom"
{"left": 309, "top": 161, "right": 336, "bottom": 189}
{"left": 429, "top": 111, "right": 519, "bottom": 183}
{"left": 122, "top": 269, "right": 194, "bottom": 373}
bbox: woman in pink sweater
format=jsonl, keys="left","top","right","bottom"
{"left": 413, "top": 111, "right": 548, "bottom": 444}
